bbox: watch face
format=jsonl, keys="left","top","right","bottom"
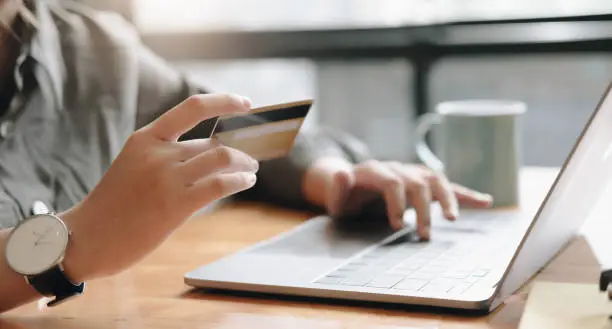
{"left": 5, "top": 214, "right": 69, "bottom": 275}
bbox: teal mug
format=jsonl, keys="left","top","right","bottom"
{"left": 414, "top": 100, "right": 526, "bottom": 208}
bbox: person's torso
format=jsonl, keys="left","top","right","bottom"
{"left": 0, "top": 1, "right": 141, "bottom": 227}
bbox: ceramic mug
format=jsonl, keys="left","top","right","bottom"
{"left": 414, "top": 100, "right": 526, "bottom": 207}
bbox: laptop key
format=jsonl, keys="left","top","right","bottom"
{"left": 376, "top": 259, "right": 403, "bottom": 267}
{"left": 429, "top": 278, "right": 460, "bottom": 286}
{"left": 427, "top": 260, "right": 453, "bottom": 268}
{"left": 462, "top": 277, "right": 480, "bottom": 284}
{"left": 393, "top": 279, "right": 428, "bottom": 291}
{"left": 456, "top": 266, "right": 477, "bottom": 273}
{"left": 442, "top": 272, "right": 471, "bottom": 280}
{"left": 448, "top": 283, "right": 474, "bottom": 295}
{"left": 357, "top": 264, "right": 390, "bottom": 274}
{"left": 400, "top": 262, "right": 427, "bottom": 271}
{"left": 341, "top": 274, "right": 376, "bottom": 286}
{"left": 338, "top": 264, "right": 364, "bottom": 272}
{"left": 327, "top": 271, "right": 351, "bottom": 278}
{"left": 409, "top": 272, "right": 438, "bottom": 280}
{"left": 419, "top": 266, "right": 448, "bottom": 274}
{"left": 420, "top": 282, "right": 454, "bottom": 294}
{"left": 386, "top": 268, "right": 413, "bottom": 276}
{"left": 366, "top": 275, "right": 405, "bottom": 289}
{"left": 331, "top": 267, "right": 358, "bottom": 275}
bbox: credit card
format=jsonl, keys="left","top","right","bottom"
{"left": 210, "top": 99, "right": 313, "bottom": 161}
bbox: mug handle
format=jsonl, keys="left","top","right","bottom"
{"left": 414, "top": 113, "right": 445, "bottom": 172}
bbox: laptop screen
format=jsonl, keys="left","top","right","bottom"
{"left": 492, "top": 83, "right": 612, "bottom": 309}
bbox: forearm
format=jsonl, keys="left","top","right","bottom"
{"left": 0, "top": 228, "right": 39, "bottom": 313}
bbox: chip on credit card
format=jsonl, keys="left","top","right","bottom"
{"left": 210, "top": 99, "right": 313, "bottom": 161}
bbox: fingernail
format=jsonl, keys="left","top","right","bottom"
{"left": 482, "top": 194, "right": 494, "bottom": 207}
{"left": 251, "top": 159, "right": 259, "bottom": 171}
{"left": 247, "top": 173, "right": 257, "bottom": 185}
{"left": 240, "top": 96, "right": 252, "bottom": 108}
{"left": 420, "top": 226, "right": 431, "bottom": 241}
{"left": 451, "top": 205, "right": 459, "bottom": 218}
{"left": 394, "top": 215, "right": 405, "bottom": 230}
{"left": 481, "top": 193, "right": 493, "bottom": 201}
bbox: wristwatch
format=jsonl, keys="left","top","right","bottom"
{"left": 4, "top": 202, "right": 85, "bottom": 307}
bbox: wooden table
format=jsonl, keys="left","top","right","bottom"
{"left": 1, "top": 167, "right": 603, "bottom": 328}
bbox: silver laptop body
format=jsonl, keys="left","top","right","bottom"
{"left": 185, "top": 83, "right": 612, "bottom": 312}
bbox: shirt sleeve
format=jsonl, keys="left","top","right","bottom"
{"left": 131, "top": 36, "right": 373, "bottom": 211}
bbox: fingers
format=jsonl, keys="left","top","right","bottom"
{"left": 413, "top": 164, "right": 492, "bottom": 208}
{"left": 185, "top": 171, "right": 257, "bottom": 209}
{"left": 387, "top": 163, "right": 432, "bottom": 239}
{"left": 451, "top": 183, "right": 494, "bottom": 208}
{"left": 326, "top": 168, "right": 355, "bottom": 217}
{"left": 176, "top": 138, "right": 219, "bottom": 161}
{"left": 426, "top": 172, "right": 459, "bottom": 221}
{"left": 148, "top": 94, "right": 251, "bottom": 141}
{"left": 179, "top": 145, "right": 258, "bottom": 184}
{"left": 354, "top": 161, "right": 406, "bottom": 231}
{"left": 407, "top": 165, "right": 480, "bottom": 220}
{"left": 302, "top": 156, "right": 356, "bottom": 217}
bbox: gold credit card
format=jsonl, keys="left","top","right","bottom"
{"left": 210, "top": 99, "right": 313, "bottom": 161}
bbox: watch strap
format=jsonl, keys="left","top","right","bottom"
{"left": 28, "top": 266, "right": 85, "bottom": 307}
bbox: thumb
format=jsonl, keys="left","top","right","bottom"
{"left": 326, "top": 168, "right": 355, "bottom": 218}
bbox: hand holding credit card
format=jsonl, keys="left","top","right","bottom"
{"left": 210, "top": 99, "right": 313, "bottom": 161}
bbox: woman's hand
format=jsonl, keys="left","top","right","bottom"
{"left": 61, "top": 94, "right": 260, "bottom": 282}
{"left": 303, "top": 157, "right": 493, "bottom": 240}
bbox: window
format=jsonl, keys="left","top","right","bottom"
{"left": 131, "top": 0, "right": 612, "bottom": 34}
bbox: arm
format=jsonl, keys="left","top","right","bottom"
{"left": 82, "top": 6, "right": 492, "bottom": 243}
{"left": 0, "top": 94, "right": 259, "bottom": 313}
{"left": 0, "top": 6, "right": 353, "bottom": 312}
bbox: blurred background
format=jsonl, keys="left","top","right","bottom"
{"left": 82, "top": 0, "right": 612, "bottom": 166}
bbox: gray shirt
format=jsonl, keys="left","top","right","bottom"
{"left": 0, "top": 0, "right": 371, "bottom": 229}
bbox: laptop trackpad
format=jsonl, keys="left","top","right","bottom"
{"left": 247, "top": 215, "right": 403, "bottom": 259}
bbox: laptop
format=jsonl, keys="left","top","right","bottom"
{"left": 185, "top": 83, "right": 612, "bottom": 312}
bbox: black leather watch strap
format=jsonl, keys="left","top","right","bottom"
{"left": 28, "top": 265, "right": 85, "bottom": 307}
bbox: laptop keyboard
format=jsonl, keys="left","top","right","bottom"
{"left": 314, "top": 228, "right": 516, "bottom": 295}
